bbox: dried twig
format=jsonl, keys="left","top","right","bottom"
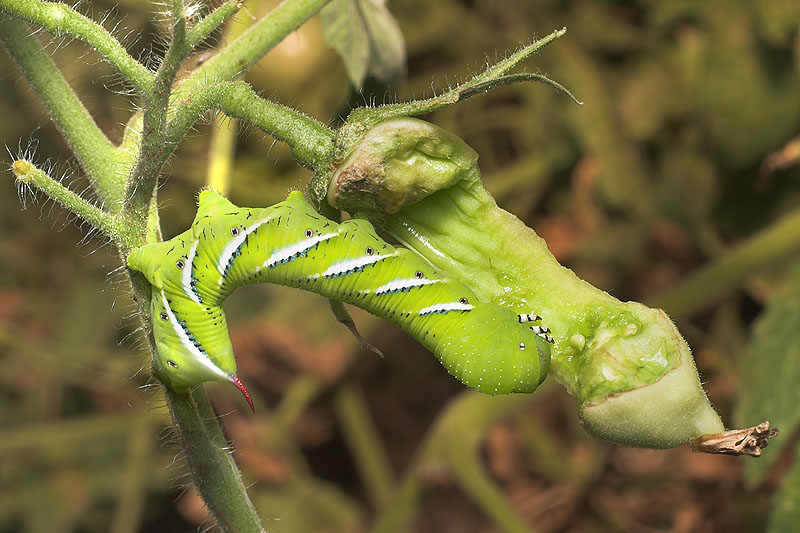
{"left": 690, "top": 421, "right": 779, "bottom": 457}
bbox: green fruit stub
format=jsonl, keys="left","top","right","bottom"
{"left": 325, "top": 118, "right": 724, "bottom": 448}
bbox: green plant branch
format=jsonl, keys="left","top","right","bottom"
{"left": 190, "top": 386, "right": 235, "bottom": 452}
{"left": 122, "top": 1, "right": 190, "bottom": 218}
{"left": 0, "top": 17, "right": 127, "bottom": 200}
{"left": 166, "top": 387, "right": 266, "bottom": 533}
{"left": 123, "top": 0, "right": 334, "bottom": 219}
{"left": 10, "top": 160, "right": 137, "bottom": 249}
{"left": 334, "top": 382, "right": 396, "bottom": 510}
{"left": 648, "top": 206, "right": 800, "bottom": 317}
{"left": 173, "top": 0, "right": 332, "bottom": 100}
{"left": 0, "top": 0, "right": 155, "bottom": 95}
{"left": 167, "top": 81, "right": 335, "bottom": 171}
{"left": 186, "top": 0, "right": 243, "bottom": 50}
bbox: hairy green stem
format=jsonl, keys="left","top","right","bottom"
{"left": 122, "top": 1, "right": 189, "bottom": 218}
{"left": 648, "top": 206, "right": 800, "bottom": 317}
{"left": 186, "top": 0, "right": 242, "bottom": 50}
{"left": 168, "top": 81, "right": 335, "bottom": 170}
{"left": 174, "top": 0, "right": 332, "bottom": 100}
{"left": 2, "top": 1, "right": 338, "bottom": 529}
{"left": 166, "top": 387, "right": 265, "bottom": 533}
{"left": 0, "top": 0, "right": 154, "bottom": 95}
{"left": 11, "top": 160, "right": 137, "bottom": 248}
{"left": 0, "top": 17, "right": 127, "bottom": 201}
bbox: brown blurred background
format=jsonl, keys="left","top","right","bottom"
{"left": 1, "top": 1, "right": 799, "bottom": 531}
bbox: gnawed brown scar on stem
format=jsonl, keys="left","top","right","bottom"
{"left": 690, "top": 421, "right": 779, "bottom": 457}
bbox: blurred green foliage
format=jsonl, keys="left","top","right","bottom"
{"left": 1, "top": 0, "right": 799, "bottom": 531}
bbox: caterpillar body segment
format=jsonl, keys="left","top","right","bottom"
{"left": 127, "top": 190, "right": 552, "bottom": 406}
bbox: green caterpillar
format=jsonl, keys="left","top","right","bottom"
{"left": 127, "top": 190, "right": 552, "bottom": 409}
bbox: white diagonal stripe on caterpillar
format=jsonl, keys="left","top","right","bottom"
{"left": 312, "top": 252, "right": 392, "bottom": 279}
{"left": 217, "top": 217, "right": 272, "bottom": 279}
{"left": 264, "top": 232, "right": 337, "bottom": 269}
{"left": 369, "top": 277, "right": 440, "bottom": 296}
{"left": 518, "top": 312, "right": 542, "bottom": 323}
{"left": 182, "top": 239, "right": 202, "bottom": 304}
{"left": 158, "top": 291, "right": 228, "bottom": 380}
{"left": 418, "top": 301, "right": 474, "bottom": 316}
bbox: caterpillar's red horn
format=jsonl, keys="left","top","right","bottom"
{"left": 230, "top": 375, "right": 254, "bottom": 413}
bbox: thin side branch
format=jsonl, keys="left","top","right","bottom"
{"left": 337, "top": 27, "right": 575, "bottom": 153}
{"left": 122, "top": 1, "right": 188, "bottom": 218}
{"left": 0, "top": 0, "right": 154, "bottom": 95}
{"left": 186, "top": 0, "right": 242, "bottom": 50}
{"left": 10, "top": 160, "right": 136, "bottom": 248}
{"left": 167, "top": 81, "right": 335, "bottom": 171}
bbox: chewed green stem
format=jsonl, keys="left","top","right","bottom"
{"left": 311, "top": 28, "right": 578, "bottom": 207}
{"left": 0, "top": 0, "right": 155, "bottom": 95}
{"left": 10, "top": 160, "right": 137, "bottom": 249}
{"left": 387, "top": 183, "right": 724, "bottom": 448}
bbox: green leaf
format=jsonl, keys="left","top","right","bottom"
{"left": 768, "top": 443, "right": 800, "bottom": 533}
{"left": 320, "top": 0, "right": 406, "bottom": 88}
{"left": 734, "top": 262, "right": 800, "bottom": 488}
{"left": 360, "top": 0, "right": 405, "bottom": 82}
